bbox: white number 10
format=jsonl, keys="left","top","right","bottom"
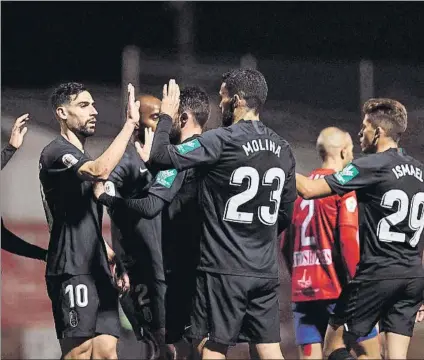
{"left": 65, "top": 284, "right": 88, "bottom": 308}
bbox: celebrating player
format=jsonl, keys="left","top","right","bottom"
{"left": 39, "top": 82, "right": 139, "bottom": 359}
{"left": 95, "top": 93, "right": 164, "bottom": 360}
{"left": 282, "top": 127, "right": 380, "bottom": 359}
{"left": 95, "top": 86, "right": 210, "bottom": 359}
{"left": 148, "top": 71, "right": 296, "bottom": 359}
{"left": 296, "top": 98, "right": 424, "bottom": 360}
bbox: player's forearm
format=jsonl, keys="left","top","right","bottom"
{"left": 295, "top": 174, "right": 333, "bottom": 200}
{"left": 81, "top": 123, "right": 135, "bottom": 180}
{"left": 1, "top": 220, "right": 47, "bottom": 261}
{"left": 148, "top": 114, "right": 175, "bottom": 170}
{"left": 280, "top": 229, "right": 293, "bottom": 275}
{"left": 1, "top": 144, "right": 17, "bottom": 170}
{"left": 339, "top": 225, "right": 360, "bottom": 278}
{"left": 98, "top": 193, "right": 165, "bottom": 219}
{"left": 278, "top": 201, "right": 294, "bottom": 235}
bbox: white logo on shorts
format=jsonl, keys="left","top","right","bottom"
{"left": 69, "top": 309, "right": 79, "bottom": 328}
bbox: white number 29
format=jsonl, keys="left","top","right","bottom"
{"left": 377, "top": 189, "right": 424, "bottom": 247}
{"left": 223, "top": 167, "right": 286, "bottom": 225}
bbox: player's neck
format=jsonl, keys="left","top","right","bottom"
{"left": 376, "top": 138, "right": 398, "bottom": 153}
{"left": 321, "top": 158, "right": 344, "bottom": 172}
{"left": 234, "top": 109, "right": 260, "bottom": 123}
{"left": 60, "top": 128, "right": 86, "bottom": 152}
{"left": 180, "top": 126, "right": 202, "bottom": 143}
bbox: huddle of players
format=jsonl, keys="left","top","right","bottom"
{"left": 35, "top": 67, "right": 424, "bottom": 360}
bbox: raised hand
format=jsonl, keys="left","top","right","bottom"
{"left": 160, "top": 79, "right": 180, "bottom": 120}
{"left": 9, "top": 113, "right": 30, "bottom": 149}
{"left": 135, "top": 128, "right": 154, "bottom": 162}
{"left": 126, "top": 83, "right": 141, "bottom": 127}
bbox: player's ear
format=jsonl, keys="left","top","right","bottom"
{"left": 56, "top": 107, "right": 67, "bottom": 121}
{"left": 233, "top": 95, "right": 242, "bottom": 108}
{"left": 372, "top": 126, "right": 381, "bottom": 146}
{"left": 340, "top": 148, "right": 345, "bottom": 160}
{"left": 179, "top": 112, "right": 189, "bottom": 127}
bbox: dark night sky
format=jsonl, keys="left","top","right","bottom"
{"left": 2, "top": 1, "right": 423, "bottom": 87}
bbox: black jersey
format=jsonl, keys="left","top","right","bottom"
{"left": 153, "top": 118, "right": 297, "bottom": 279}
{"left": 148, "top": 163, "right": 200, "bottom": 273}
{"left": 39, "top": 136, "right": 110, "bottom": 276}
{"left": 106, "top": 144, "right": 164, "bottom": 280}
{"left": 325, "top": 148, "right": 424, "bottom": 280}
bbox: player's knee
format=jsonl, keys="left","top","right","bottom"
{"left": 91, "top": 335, "right": 118, "bottom": 359}
{"left": 253, "top": 342, "right": 283, "bottom": 360}
{"left": 60, "top": 337, "right": 93, "bottom": 359}
{"left": 203, "top": 340, "right": 228, "bottom": 358}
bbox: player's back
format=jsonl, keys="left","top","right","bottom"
{"left": 348, "top": 148, "right": 424, "bottom": 280}
{"left": 163, "top": 168, "right": 201, "bottom": 273}
{"left": 289, "top": 169, "right": 358, "bottom": 302}
{"left": 198, "top": 120, "right": 296, "bottom": 278}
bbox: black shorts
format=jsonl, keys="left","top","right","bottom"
{"left": 119, "top": 262, "right": 166, "bottom": 341}
{"left": 330, "top": 277, "right": 424, "bottom": 338}
{"left": 165, "top": 268, "right": 197, "bottom": 344}
{"left": 186, "top": 271, "right": 281, "bottom": 346}
{"left": 46, "top": 273, "right": 120, "bottom": 340}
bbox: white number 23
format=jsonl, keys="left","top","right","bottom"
{"left": 223, "top": 167, "right": 286, "bottom": 225}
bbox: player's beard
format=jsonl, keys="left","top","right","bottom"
{"left": 77, "top": 120, "right": 96, "bottom": 138}
{"left": 222, "top": 102, "right": 235, "bottom": 127}
{"left": 169, "top": 121, "right": 181, "bottom": 145}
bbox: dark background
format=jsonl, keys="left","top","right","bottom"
{"left": 2, "top": 1, "right": 424, "bottom": 87}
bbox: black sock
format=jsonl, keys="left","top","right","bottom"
{"left": 328, "top": 348, "right": 355, "bottom": 360}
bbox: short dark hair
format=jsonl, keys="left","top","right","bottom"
{"left": 221, "top": 68, "right": 268, "bottom": 114}
{"left": 50, "top": 82, "right": 87, "bottom": 111}
{"left": 179, "top": 86, "right": 210, "bottom": 128}
{"left": 363, "top": 98, "right": 407, "bottom": 142}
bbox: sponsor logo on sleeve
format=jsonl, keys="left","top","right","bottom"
{"left": 334, "top": 164, "right": 359, "bottom": 185}
{"left": 175, "top": 139, "right": 201, "bottom": 155}
{"left": 62, "top": 154, "right": 79, "bottom": 168}
{"left": 104, "top": 181, "right": 116, "bottom": 196}
{"left": 155, "top": 169, "right": 178, "bottom": 188}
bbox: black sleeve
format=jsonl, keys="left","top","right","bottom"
{"left": 98, "top": 193, "right": 166, "bottom": 219}
{"left": 324, "top": 156, "right": 380, "bottom": 196}
{"left": 1, "top": 218, "right": 47, "bottom": 261}
{"left": 42, "top": 140, "right": 92, "bottom": 179}
{"left": 281, "top": 224, "right": 295, "bottom": 275}
{"left": 149, "top": 114, "right": 225, "bottom": 171}
{"left": 278, "top": 200, "right": 294, "bottom": 234}
{"left": 281, "top": 148, "right": 297, "bottom": 203}
{"left": 148, "top": 169, "right": 186, "bottom": 203}
{"left": 1, "top": 144, "right": 17, "bottom": 170}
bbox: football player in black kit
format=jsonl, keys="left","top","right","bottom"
{"left": 98, "top": 94, "right": 165, "bottom": 359}
{"left": 296, "top": 98, "right": 424, "bottom": 360}
{"left": 39, "top": 82, "right": 138, "bottom": 359}
{"left": 94, "top": 86, "right": 210, "bottom": 360}
{"left": 148, "top": 71, "right": 296, "bottom": 360}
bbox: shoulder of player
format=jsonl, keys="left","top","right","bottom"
{"left": 40, "top": 137, "right": 69, "bottom": 162}
{"left": 352, "top": 152, "right": 392, "bottom": 170}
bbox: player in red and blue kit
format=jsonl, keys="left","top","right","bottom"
{"left": 282, "top": 127, "right": 380, "bottom": 359}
